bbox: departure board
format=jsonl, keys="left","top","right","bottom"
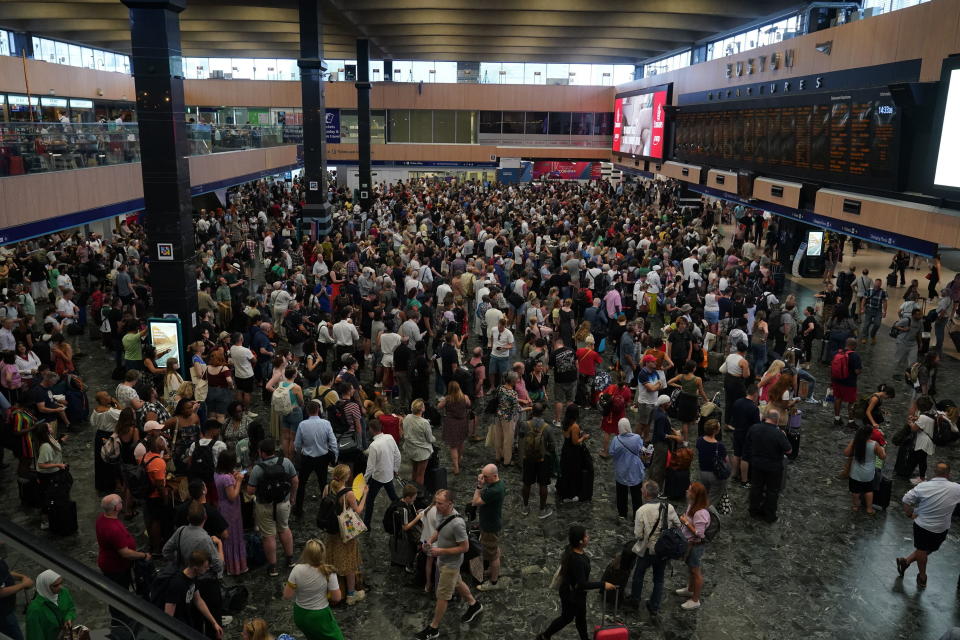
{"left": 673, "top": 89, "right": 900, "bottom": 189}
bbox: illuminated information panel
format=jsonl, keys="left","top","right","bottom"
{"left": 673, "top": 88, "right": 900, "bottom": 189}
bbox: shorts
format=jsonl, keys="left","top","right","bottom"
{"left": 732, "top": 429, "right": 748, "bottom": 457}
{"left": 913, "top": 523, "right": 948, "bottom": 553}
{"left": 831, "top": 383, "right": 857, "bottom": 404}
{"left": 554, "top": 381, "right": 577, "bottom": 404}
{"left": 522, "top": 458, "right": 551, "bottom": 486}
{"left": 205, "top": 386, "right": 232, "bottom": 414}
{"left": 435, "top": 564, "right": 462, "bottom": 601}
{"left": 255, "top": 500, "right": 291, "bottom": 536}
{"left": 636, "top": 403, "right": 654, "bottom": 426}
{"left": 479, "top": 531, "right": 500, "bottom": 563}
{"left": 705, "top": 310, "right": 720, "bottom": 325}
{"left": 281, "top": 406, "right": 304, "bottom": 432}
{"left": 489, "top": 355, "right": 510, "bottom": 375}
{"left": 848, "top": 477, "right": 873, "bottom": 494}
{"left": 686, "top": 543, "right": 706, "bottom": 568}
{"left": 235, "top": 376, "right": 255, "bottom": 393}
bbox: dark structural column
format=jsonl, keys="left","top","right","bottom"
{"left": 122, "top": 0, "right": 197, "bottom": 328}
{"left": 298, "top": 0, "right": 330, "bottom": 237}
{"left": 355, "top": 39, "right": 372, "bottom": 212}
{"left": 383, "top": 59, "right": 393, "bottom": 82}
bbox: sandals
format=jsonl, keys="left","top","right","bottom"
{"left": 917, "top": 574, "right": 927, "bottom": 589}
{"left": 896, "top": 557, "right": 908, "bottom": 578}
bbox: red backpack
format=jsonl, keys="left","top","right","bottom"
{"left": 830, "top": 349, "right": 850, "bottom": 380}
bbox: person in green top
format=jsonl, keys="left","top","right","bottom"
{"left": 472, "top": 463, "right": 506, "bottom": 592}
{"left": 25, "top": 570, "right": 77, "bottom": 640}
{"left": 121, "top": 324, "right": 146, "bottom": 371}
{"left": 46, "top": 266, "right": 59, "bottom": 294}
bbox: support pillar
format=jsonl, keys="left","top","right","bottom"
{"left": 383, "top": 59, "right": 393, "bottom": 82}
{"left": 355, "top": 39, "right": 372, "bottom": 212}
{"left": 298, "top": 0, "right": 330, "bottom": 238}
{"left": 122, "top": 0, "right": 197, "bottom": 330}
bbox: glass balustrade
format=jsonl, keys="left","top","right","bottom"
{"left": 0, "top": 122, "right": 291, "bottom": 177}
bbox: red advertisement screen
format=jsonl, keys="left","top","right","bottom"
{"left": 532, "top": 161, "right": 601, "bottom": 180}
{"left": 613, "top": 88, "right": 668, "bottom": 159}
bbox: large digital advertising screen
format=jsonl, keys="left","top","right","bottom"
{"left": 148, "top": 317, "right": 185, "bottom": 371}
{"left": 932, "top": 59, "right": 960, "bottom": 192}
{"left": 613, "top": 84, "right": 671, "bottom": 160}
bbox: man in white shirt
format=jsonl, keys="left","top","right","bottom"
{"left": 488, "top": 317, "right": 514, "bottom": 388}
{"left": 228, "top": 333, "right": 257, "bottom": 406}
{"left": 55, "top": 290, "right": 79, "bottom": 327}
{"left": 483, "top": 236, "right": 498, "bottom": 259}
{"left": 484, "top": 304, "right": 504, "bottom": 347}
{"left": 399, "top": 311, "right": 423, "bottom": 349}
{"left": 362, "top": 419, "right": 401, "bottom": 528}
{"left": 270, "top": 283, "right": 293, "bottom": 334}
{"left": 681, "top": 255, "right": 699, "bottom": 279}
{"left": 630, "top": 480, "right": 681, "bottom": 613}
{"left": 436, "top": 281, "right": 453, "bottom": 307}
{"left": 332, "top": 313, "right": 360, "bottom": 365}
{"left": 896, "top": 462, "right": 960, "bottom": 589}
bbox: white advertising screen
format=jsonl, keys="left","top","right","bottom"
{"left": 934, "top": 68, "right": 960, "bottom": 189}
{"left": 149, "top": 320, "right": 181, "bottom": 369}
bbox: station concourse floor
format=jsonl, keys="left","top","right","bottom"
{"left": 3, "top": 242, "right": 960, "bottom": 640}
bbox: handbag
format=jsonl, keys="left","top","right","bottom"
{"left": 713, "top": 443, "right": 731, "bottom": 480}
{"left": 338, "top": 505, "right": 368, "bottom": 542}
{"left": 192, "top": 365, "right": 209, "bottom": 402}
{"left": 717, "top": 490, "right": 732, "bottom": 515}
{"left": 99, "top": 317, "right": 111, "bottom": 333}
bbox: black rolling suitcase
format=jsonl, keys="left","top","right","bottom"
{"left": 894, "top": 442, "right": 915, "bottom": 479}
{"left": 664, "top": 468, "right": 690, "bottom": 500}
{"left": 48, "top": 498, "right": 78, "bottom": 535}
{"left": 786, "top": 429, "right": 800, "bottom": 461}
{"left": 17, "top": 472, "right": 42, "bottom": 508}
{"left": 424, "top": 450, "right": 447, "bottom": 495}
{"left": 94, "top": 429, "right": 118, "bottom": 494}
{"left": 874, "top": 476, "right": 893, "bottom": 510}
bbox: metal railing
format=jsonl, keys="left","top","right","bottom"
{"left": 0, "top": 122, "right": 289, "bottom": 177}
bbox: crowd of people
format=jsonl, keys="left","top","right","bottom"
{"left": 0, "top": 173, "right": 959, "bottom": 639}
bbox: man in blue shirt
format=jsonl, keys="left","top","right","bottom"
{"left": 250, "top": 322, "right": 274, "bottom": 382}
{"left": 292, "top": 401, "right": 338, "bottom": 518}
{"left": 896, "top": 462, "right": 960, "bottom": 588}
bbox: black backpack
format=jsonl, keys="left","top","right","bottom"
{"left": 255, "top": 456, "right": 292, "bottom": 504}
{"left": 189, "top": 438, "right": 218, "bottom": 481}
{"left": 317, "top": 488, "right": 349, "bottom": 534}
{"left": 327, "top": 400, "right": 350, "bottom": 435}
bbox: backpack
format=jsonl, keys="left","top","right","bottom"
{"left": 905, "top": 362, "right": 922, "bottom": 385}
{"left": 653, "top": 503, "right": 687, "bottom": 560}
{"left": 610, "top": 392, "right": 626, "bottom": 416}
{"left": 594, "top": 273, "right": 609, "bottom": 296}
{"left": 931, "top": 413, "right": 960, "bottom": 447}
{"left": 598, "top": 392, "right": 614, "bottom": 416}
{"left": 327, "top": 400, "right": 350, "bottom": 435}
{"left": 127, "top": 453, "right": 157, "bottom": 501}
{"left": 254, "top": 456, "right": 292, "bottom": 504}
{"left": 271, "top": 382, "right": 294, "bottom": 416}
{"left": 851, "top": 394, "right": 872, "bottom": 421}
{"left": 317, "top": 488, "right": 349, "bottom": 534}
{"left": 189, "top": 438, "right": 218, "bottom": 481}
{"left": 830, "top": 349, "right": 850, "bottom": 380}
{"left": 523, "top": 420, "right": 547, "bottom": 461}
{"left": 703, "top": 506, "right": 720, "bottom": 542}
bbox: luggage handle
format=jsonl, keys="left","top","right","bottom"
{"left": 600, "top": 584, "right": 619, "bottom": 623}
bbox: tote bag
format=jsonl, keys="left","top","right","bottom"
{"left": 338, "top": 506, "right": 368, "bottom": 543}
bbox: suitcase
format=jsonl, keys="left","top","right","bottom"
{"left": 664, "top": 468, "right": 690, "bottom": 500}
{"left": 94, "top": 429, "right": 118, "bottom": 494}
{"left": 874, "top": 475, "right": 893, "bottom": 510}
{"left": 886, "top": 272, "right": 898, "bottom": 287}
{"left": 594, "top": 590, "right": 628, "bottom": 640}
{"left": 894, "top": 442, "right": 915, "bottom": 479}
{"left": 786, "top": 430, "right": 800, "bottom": 461}
{"left": 424, "top": 466, "right": 448, "bottom": 495}
{"left": 17, "top": 473, "right": 42, "bottom": 508}
{"left": 578, "top": 452, "right": 595, "bottom": 502}
{"left": 48, "top": 499, "right": 78, "bottom": 536}
{"left": 389, "top": 510, "right": 415, "bottom": 567}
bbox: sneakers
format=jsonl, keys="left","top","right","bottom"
{"left": 538, "top": 508, "right": 554, "bottom": 519}
{"left": 521, "top": 506, "right": 530, "bottom": 517}
{"left": 805, "top": 397, "right": 820, "bottom": 404}
{"left": 553, "top": 420, "right": 562, "bottom": 428}
{"left": 346, "top": 590, "right": 366, "bottom": 605}
{"left": 287, "top": 556, "right": 295, "bottom": 568}
{"left": 739, "top": 482, "right": 751, "bottom": 489}
{"left": 476, "top": 581, "right": 501, "bottom": 592}
{"left": 221, "top": 616, "right": 234, "bottom": 627}
{"left": 247, "top": 411, "right": 259, "bottom": 418}
{"left": 833, "top": 416, "right": 842, "bottom": 426}
{"left": 267, "top": 565, "right": 279, "bottom": 577}
{"left": 414, "top": 625, "right": 440, "bottom": 640}
{"left": 680, "top": 599, "right": 701, "bottom": 610}
{"left": 910, "top": 477, "right": 924, "bottom": 485}
{"left": 674, "top": 587, "right": 693, "bottom": 597}
{"left": 461, "top": 601, "right": 483, "bottom": 623}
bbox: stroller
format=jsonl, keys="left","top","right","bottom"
{"left": 698, "top": 392, "right": 722, "bottom": 439}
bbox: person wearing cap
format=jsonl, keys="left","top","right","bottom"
{"left": 648, "top": 394, "right": 682, "bottom": 486}
{"left": 215, "top": 276, "right": 233, "bottom": 328}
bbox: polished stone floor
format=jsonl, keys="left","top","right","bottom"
{"left": 3, "top": 260, "right": 960, "bottom": 640}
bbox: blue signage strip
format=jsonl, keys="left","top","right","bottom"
{"left": 686, "top": 184, "right": 938, "bottom": 258}
{"left": 325, "top": 109, "right": 340, "bottom": 144}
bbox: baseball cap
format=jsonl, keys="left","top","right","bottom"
{"left": 642, "top": 354, "right": 657, "bottom": 364}
{"left": 144, "top": 420, "right": 164, "bottom": 432}
{"left": 655, "top": 395, "right": 672, "bottom": 407}
{"left": 231, "top": 263, "right": 241, "bottom": 270}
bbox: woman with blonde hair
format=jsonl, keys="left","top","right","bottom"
{"left": 322, "top": 464, "right": 367, "bottom": 605}
{"left": 241, "top": 618, "right": 274, "bottom": 640}
{"left": 573, "top": 321, "right": 592, "bottom": 349}
{"left": 438, "top": 381, "right": 470, "bottom": 474}
{"left": 163, "top": 358, "right": 184, "bottom": 409}
{"left": 172, "top": 380, "right": 195, "bottom": 409}
{"left": 403, "top": 399, "right": 436, "bottom": 485}
{"left": 283, "top": 538, "right": 344, "bottom": 639}
{"left": 757, "top": 360, "right": 785, "bottom": 404}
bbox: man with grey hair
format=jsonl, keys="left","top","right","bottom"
{"left": 744, "top": 408, "right": 792, "bottom": 523}
{"left": 629, "top": 479, "right": 681, "bottom": 615}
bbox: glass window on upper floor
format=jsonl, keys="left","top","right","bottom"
{"left": 434, "top": 62, "right": 457, "bottom": 84}
{"left": 54, "top": 41, "right": 69, "bottom": 65}
{"left": 392, "top": 60, "right": 413, "bottom": 83}
{"left": 479, "top": 110, "right": 500, "bottom": 134}
{"left": 81, "top": 47, "right": 95, "bottom": 69}
{"left": 231, "top": 59, "right": 255, "bottom": 79}
{"left": 524, "top": 63, "right": 546, "bottom": 85}
{"left": 433, "top": 110, "right": 456, "bottom": 143}
{"left": 276, "top": 59, "right": 299, "bottom": 81}
{"left": 102, "top": 51, "right": 116, "bottom": 73}
{"left": 369, "top": 60, "right": 384, "bottom": 82}
{"left": 546, "top": 63, "right": 569, "bottom": 84}
{"left": 455, "top": 110, "right": 477, "bottom": 144}
{"left": 862, "top": 0, "right": 929, "bottom": 16}
{"left": 571, "top": 112, "right": 594, "bottom": 136}
{"left": 568, "top": 64, "right": 592, "bottom": 86}
{"left": 68, "top": 44, "right": 82, "bottom": 67}
{"left": 525, "top": 111, "right": 548, "bottom": 135}
{"left": 548, "top": 112, "right": 571, "bottom": 135}
{"left": 613, "top": 65, "right": 635, "bottom": 85}
{"left": 388, "top": 109, "right": 411, "bottom": 142}
{"left": 411, "top": 60, "right": 436, "bottom": 83}
{"left": 410, "top": 109, "right": 433, "bottom": 142}
{"left": 590, "top": 64, "right": 614, "bottom": 86}
{"left": 501, "top": 111, "right": 524, "bottom": 135}
{"left": 209, "top": 57, "right": 231, "bottom": 78}
{"left": 0, "top": 31, "right": 11, "bottom": 57}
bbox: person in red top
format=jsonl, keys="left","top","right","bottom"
{"left": 598, "top": 371, "right": 633, "bottom": 457}
{"left": 96, "top": 493, "right": 151, "bottom": 595}
{"left": 575, "top": 336, "right": 604, "bottom": 406}
{"left": 141, "top": 435, "right": 170, "bottom": 554}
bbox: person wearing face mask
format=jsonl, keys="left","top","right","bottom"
{"left": 25, "top": 570, "right": 77, "bottom": 640}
